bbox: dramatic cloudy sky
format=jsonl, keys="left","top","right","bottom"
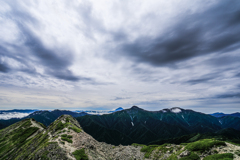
{"left": 0, "top": 0, "right": 240, "bottom": 113}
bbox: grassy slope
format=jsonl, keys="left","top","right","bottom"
{"left": 149, "top": 128, "right": 240, "bottom": 146}
{"left": 133, "top": 138, "right": 238, "bottom": 160}
{"left": 0, "top": 116, "right": 82, "bottom": 160}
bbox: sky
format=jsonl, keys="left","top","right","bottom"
{"left": 0, "top": 0, "right": 240, "bottom": 113}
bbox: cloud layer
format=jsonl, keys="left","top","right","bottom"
{"left": 0, "top": 0, "right": 239, "bottom": 113}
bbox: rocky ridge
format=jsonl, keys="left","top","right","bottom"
{"left": 47, "top": 115, "right": 145, "bottom": 160}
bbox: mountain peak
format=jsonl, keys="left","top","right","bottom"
{"left": 114, "top": 107, "right": 124, "bottom": 111}
{"left": 130, "top": 106, "right": 141, "bottom": 110}
{"left": 48, "top": 114, "right": 81, "bottom": 133}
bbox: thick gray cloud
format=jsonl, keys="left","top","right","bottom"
{"left": 0, "top": 0, "right": 239, "bottom": 113}
{"left": 19, "top": 24, "right": 84, "bottom": 81}
{"left": 0, "top": 0, "right": 94, "bottom": 82}
{"left": 236, "top": 73, "right": 240, "bottom": 77}
{"left": 0, "top": 62, "right": 9, "bottom": 73}
{"left": 116, "top": 1, "right": 240, "bottom": 67}
{"left": 216, "top": 93, "right": 240, "bottom": 99}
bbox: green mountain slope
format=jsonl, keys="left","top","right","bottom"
{"left": 0, "top": 118, "right": 69, "bottom": 160}
{"left": 76, "top": 106, "right": 223, "bottom": 145}
{"left": 149, "top": 128, "right": 240, "bottom": 145}
{"left": 219, "top": 116, "right": 240, "bottom": 130}
{"left": 0, "top": 115, "right": 146, "bottom": 160}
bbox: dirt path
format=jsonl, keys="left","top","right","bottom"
{"left": 27, "top": 119, "right": 45, "bottom": 140}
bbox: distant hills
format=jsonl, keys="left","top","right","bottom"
{"left": 75, "top": 107, "right": 124, "bottom": 115}
{"left": 0, "top": 107, "right": 124, "bottom": 129}
{"left": 0, "top": 110, "right": 87, "bottom": 129}
{"left": 210, "top": 112, "right": 240, "bottom": 118}
{"left": 0, "top": 109, "right": 38, "bottom": 114}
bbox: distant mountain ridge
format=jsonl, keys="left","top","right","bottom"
{"left": 0, "top": 109, "right": 38, "bottom": 114}
{"left": 210, "top": 112, "right": 240, "bottom": 118}
{"left": 0, "top": 109, "right": 87, "bottom": 129}
{"left": 114, "top": 107, "right": 124, "bottom": 111}
{"left": 75, "top": 107, "right": 124, "bottom": 115}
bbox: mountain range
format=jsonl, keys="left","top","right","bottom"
{"left": 1, "top": 114, "right": 240, "bottom": 160}
{"left": 0, "top": 106, "right": 240, "bottom": 146}
{"left": 76, "top": 106, "right": 240, "bottom": 145}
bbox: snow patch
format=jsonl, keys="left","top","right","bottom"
{"left": 114, "top": 107, "right": 124, "bottom": 112}
{"left": 181, "top": 115, "right": 184, "bottom": 119}
{"left": 129, "top": 115, "right": 133, "bottom": 121}
{"left": 171, "top": 108, "right": 182, "bottom": 113}
{"left": 219, "top": 120, "right": 222, "bottom": 125}
{"left": 131, "top": 122, "right": 134, "bottom": 126}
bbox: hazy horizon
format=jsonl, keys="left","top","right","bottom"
{"left": 0, "top": 106, "right": 238, "bottom": 114}
{"left": 0, "top": 0, "right": 240, "bottom": 113}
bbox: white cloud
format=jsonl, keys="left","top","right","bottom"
{"left": 0, "top": 0, "right": 239, "bottom": 113}
{"left": 0, "top": 112, "right": 30, "bottom": 120}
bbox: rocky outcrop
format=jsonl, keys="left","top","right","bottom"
{"left": 178, "top": 150, "right": 190, "bottom": 158}
{"left": 50, "top": 115, "right": 145, "bottom": 160}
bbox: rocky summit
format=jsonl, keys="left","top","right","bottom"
{"left": 0, "top": 115, "right": 240, "bottom": 160}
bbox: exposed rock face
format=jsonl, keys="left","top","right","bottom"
{"left": 34, "top": 143, "right": 68, "bottom": 160}
{"left": 178, "top": 150, "right": 190, "bottom": 158}
{"left": 50, "top": 115, "right": 145, "bottom": 160}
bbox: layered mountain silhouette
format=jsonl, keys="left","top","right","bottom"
{"left": 0, "top": 110, "right": 87, "bottom": 129}
{"left": 211, "top": 112, "right": 240, "bottom": 118}
{"left": 0, "top": 109, "right": 38, "bottom": 114}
